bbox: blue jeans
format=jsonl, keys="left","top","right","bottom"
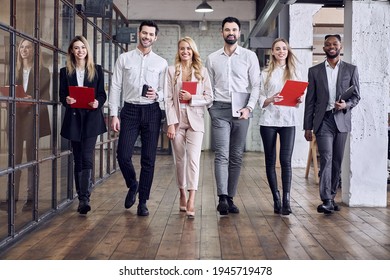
{"left": 208, "top": 102, "right": 249, "bottom": 197}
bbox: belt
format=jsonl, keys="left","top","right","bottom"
{"left": 324, "top": 109, "right": 335, "bottom": 117}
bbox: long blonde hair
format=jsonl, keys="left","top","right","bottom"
{"left": 173, "top": 37, "right": 203, "bottom": 86}
{"left": 16, "top": 39, "right": 34, "bottom": 80}
{"left": 264, "top": 38, "right": 298, "bottom": 89}
{"left": 66, "top": 35, "right": 95, "bottom": 82}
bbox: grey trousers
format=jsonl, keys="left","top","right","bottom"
{"left": 316, "top": 112, "right": 347, "bottom": 201}
{"left": 208, "top": 102, "right": 249, "bottom": 197}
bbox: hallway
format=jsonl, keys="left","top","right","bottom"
{"left": 0, "top": 151, "right": 389, "bottom": 260}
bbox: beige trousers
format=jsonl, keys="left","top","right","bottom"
{"left": 171, "top": 108, "right": 204, "bottom": 191}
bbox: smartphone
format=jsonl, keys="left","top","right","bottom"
{"left": 142, "top": 84, "right": 150, "bottom": 97}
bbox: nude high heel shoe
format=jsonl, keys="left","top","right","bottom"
{"left": 186, "top": 193, "right": 195, "bottom": 219}
{"left": 179, "top": 190, "right": 187, "bottom": 212}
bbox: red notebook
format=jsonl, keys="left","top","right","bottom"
{"left": 68, "top": 86, "right": 95, "bottom": 109}
{"left": 274, "top": 80, "right": 308, "bottom": 106}
{"left": 180, "top": 81, "right": 197, "bottom": 104}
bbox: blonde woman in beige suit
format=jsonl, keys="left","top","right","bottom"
{"left": 164, "top": 36, "right": 213, "bottom": 218}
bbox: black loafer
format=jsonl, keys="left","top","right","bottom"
{"left": 78, "top": 200, "right": 91, "bottom": 215}
{"left": 317, "top": 200, "right": 334, "bottom": 214}
{"left": 124, "top": 184, "right": 138, "bottom": 209}
{"left": 333, "top": 201, "right": 341, "bottom": 211}
{"left": 217, "top": 197, "right": 229, "bottom": 215}
{"left": 227, "top": 196, "right": 239, "bottom": 214}
{"left": 137, "top": 203, "right": 149, "bottom": 216}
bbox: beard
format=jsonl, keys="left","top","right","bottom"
{"left": 224, "top": 36, "right": 237, "bottom": 45}
{"left": 325, "top": 49, "right": 340, "bottom": 59}
{"left": 140, "top": 38, "right": 154, "bottom": 48}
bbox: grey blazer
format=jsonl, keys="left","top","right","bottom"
{"left": 303, "top": 60, "right": 360, "bottom": 134}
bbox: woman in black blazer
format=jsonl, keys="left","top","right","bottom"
{"left": 59, "top": 35, "right": 107, "bottom": 215}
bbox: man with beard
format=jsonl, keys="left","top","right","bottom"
{"left": 206, "top": 17, "right": 260, "bottom": 215}
{"left": 109, "top": 20, "right": 168, "bottom": 216}
{"left": 304, "top": 34, "right": 360, "bottom": 214}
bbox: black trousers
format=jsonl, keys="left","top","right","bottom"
{"left": 71, "top": 136, "right": 98, "bottom": 173}
{"left": 117, "top": 102, "right": 162, "bottom": 201}
{"left": 260, "top": 125, "right": 295, "bottom": 193}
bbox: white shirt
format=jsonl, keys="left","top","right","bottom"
{"left": 23, "top": 68, "right": 31, "bottom": 92}
{"left": 325, "top": 59, "right": 340, "bottom": 111}
{"left": 258, "top": 65, "right": 302, "bottom": 127}
{"left": 205, "top": 45, "right": 260, "bottom": 110}
{"left": 109, "top": 47, "right": 168, "bottom": 116}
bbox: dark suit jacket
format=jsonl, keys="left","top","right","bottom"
{"left": 59, "top": 65, "right": 107, "bottom": 141}
{"left": 303, "top": 60, "right": 360, "bottom": 134}
{"left": 16, "top": 66, "right": 51, "bottom": 138}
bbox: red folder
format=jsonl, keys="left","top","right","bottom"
{"left": 274, "top": 80, "right": 308, "bottom": 106}
{"left": 68, "top": 86, "right": 95, "bottom": 109}
{"left": 0, "top": 85, "right": 27, "bottom": 98}
{"left": 0, "top": 85, "right": 32, "bottom": 107}
{"left": 180, "top": 81, "right": 197, "bottom": 104}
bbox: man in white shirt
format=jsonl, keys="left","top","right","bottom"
{"left": 109, "top": 20, "right": 168, "bottom": 216}
{"left": 206, "top": 17, "right": 260, "bottom": 215}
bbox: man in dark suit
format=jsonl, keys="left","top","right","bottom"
{"left": 303, "top": 34, "right": 360, "bottom": 214}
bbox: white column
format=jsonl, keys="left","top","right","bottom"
{"left": 289, "top": 4, "right": 322, "bottom": 167}
{"left": 342, "top": 0, "right": 390, "bottom": 206}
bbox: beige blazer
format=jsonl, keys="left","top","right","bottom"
{"left": 164, "top": 65, "right": 213, "bottom": 133}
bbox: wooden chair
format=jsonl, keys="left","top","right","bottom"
{"left": 305, "top": 134, "right": 319, "bottom": 184}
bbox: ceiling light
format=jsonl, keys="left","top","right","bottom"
{"left": 195, "top": 1, "right": 213, "bottom": 13}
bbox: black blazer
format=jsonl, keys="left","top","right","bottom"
{"left": 59, "top": 65, "right": 107, "bottom": 141}
{"left": 16, "top": 66, "right": 51, "bottom": 138}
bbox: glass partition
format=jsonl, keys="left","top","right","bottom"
{"left": 0, "top": 29, "right": 10, "bottom": 172}
{"left": 0, "top": 174, "right": 9, "bottom": 240}
{"left": 16, "top": 0, "right": 35, "bottom": 37}
{"left": 39, "top": 47, "right": 54, "bottom": 159}
{"left": 40, "top": 0, "right": 55, "bottom": 44}
{"left": 59, "top": 2, "right": 73, "bottom": 52}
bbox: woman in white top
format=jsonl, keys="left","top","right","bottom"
{"left": 258, "top": 38, "right": 302, "bottom": 215}
{"left": 164, "top": 37, "right": 213, "bottom": 218}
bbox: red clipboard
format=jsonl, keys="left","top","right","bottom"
{"left": 0, "top": 85, "right": 27, "bottom": 98}
{"left": 68, "top": 86, "right": 95, "bottom": 109}
{"left": 274, "top": 80, "right": 308, "bottom": 106}
{"left": 180, "top": 81, "right": 197, "bottom": 104}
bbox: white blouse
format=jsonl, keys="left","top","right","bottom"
{"left": 76, "top": 69, "right": 85, "bottom": 86}
{"left": 258, "top": 65, "right": 302, "bottom": 127}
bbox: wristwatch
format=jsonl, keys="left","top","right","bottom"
{"left": 246, "top": 106, "right": 253, "bottom": 112}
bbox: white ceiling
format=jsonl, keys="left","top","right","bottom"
{"left": 113, "top": 0, "right": 257, "bottom": 22}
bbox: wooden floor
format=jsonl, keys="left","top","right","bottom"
{"left": 0, "top": 151, "right": 389, "bottom": 260}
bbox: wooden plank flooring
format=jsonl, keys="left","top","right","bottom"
{"left": 0, "top": 151, "right": 389, "bottom": 260}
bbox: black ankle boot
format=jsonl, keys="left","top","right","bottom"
{"left": 273, "top": 191, "right": 281, "bottom": 214}
{"left": 79, "top": 169, "right": 92, "bottom": 215}
{"left": 282, "top": 192, "right": 292, "bottom": 215}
